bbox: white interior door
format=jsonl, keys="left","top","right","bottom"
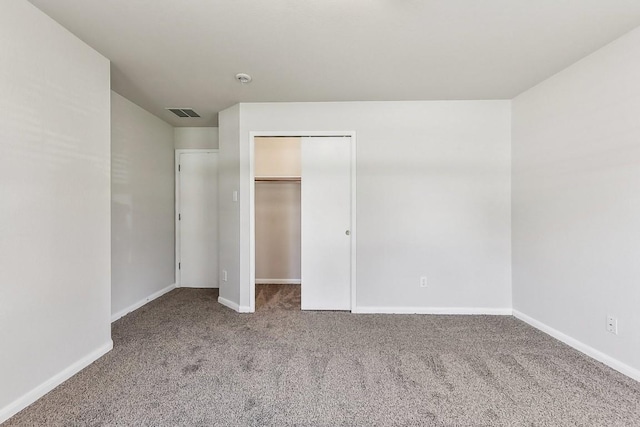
{"left": 178, "top": 151, "right": 218, "bottom": 288}
{"left": 301, "top": 137, "right": 351, "bottom": 310}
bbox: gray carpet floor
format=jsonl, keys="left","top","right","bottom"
{"left": 6, "top": 286, "right": 640, "bottom": 426}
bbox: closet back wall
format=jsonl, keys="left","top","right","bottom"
{"left": 255, "top": 138, "right": 301, "bottom": 284}
{"left": 255, "top": 182, "right": 301, "bottom": 283}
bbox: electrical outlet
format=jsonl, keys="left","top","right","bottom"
{"left": 606, "top": 315, "right": 618, "bottom": 335}
{"left": 222, "top": 270, "right": 228, "bottom": 282}
{"left": 420, "top": 276, "right": 428, "bottom": 288}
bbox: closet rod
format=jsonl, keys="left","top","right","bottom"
{"left": 255, "top": 135, "right": 348, "bottom": 138}
{"left": 255, "top": 177, "right": 301, "bottom": 182}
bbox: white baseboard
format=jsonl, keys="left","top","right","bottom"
{"left": 217, "top": 296, "right": 239, "bottom": 311}
{"left": 353, "top": 306, "right": 513, "bottom": 315}
{"left": 255, "top": 279, "right": 301, "bottom": 285}
{"left": 0, "top": 340, "right": 113, "bottom": 424}
{"left": 217, "top": 296, "right": 253, "bottom": 313}
{"left": 513, "top": 310, "right": 640, "bottom": 382}
{"left": 111, "top": 283, "right": 176, "bottom": 322}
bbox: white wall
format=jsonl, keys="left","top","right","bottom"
{"left": 0, "top": 1, "right": 111, "bottom": 421}
{"left": 218, "top": 106, "right": 242, "bottom": 308}
{"left": 174, "top": 127, "right": 218, "bottom": 149}
{"left": 219, "top": 101, "right": 512, "bottom": 312}
{"left": 111, "top": 92, "right": 175, "bottom": 319}
{"left": 512, "top": 27, "right": 640, "bottom": 379}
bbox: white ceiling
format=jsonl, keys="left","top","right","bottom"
{"left": 28, "top": 0, "right": 640, "bottom": 126}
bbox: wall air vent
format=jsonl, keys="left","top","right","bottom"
{"left": 166, "top": 108, "right": 200, "bottom": 118}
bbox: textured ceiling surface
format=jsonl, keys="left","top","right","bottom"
{"left": 28, "top": 0, "right": 640, "bottom": 126}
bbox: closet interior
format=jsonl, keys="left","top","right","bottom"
{"left": 254, "top": 137, "right": 301, "bottom": 310}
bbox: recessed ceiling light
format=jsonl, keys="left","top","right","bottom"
{"left": 235, "top": 73, "right": 252, "bottom": 84}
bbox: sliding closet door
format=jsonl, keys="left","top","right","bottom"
{"left": 178, "top": 151, "right": 218, "bottom": 288}
{"left": 301, "top": 137, "right": 351, "bottom": 310}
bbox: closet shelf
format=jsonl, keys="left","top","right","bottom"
{"left": 255, "top": 176, "right": 301, "bottom": 182}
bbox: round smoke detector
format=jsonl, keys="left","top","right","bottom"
{"left": 235, "top": 73, "right": 252, "bottom": 84}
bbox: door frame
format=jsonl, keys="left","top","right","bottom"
{"left": 175, "top": 148, "right": 219, "bottom": 288}
{"left": 248, "top": 131, "right": 357, "bottom": 312}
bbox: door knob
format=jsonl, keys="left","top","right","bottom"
{"left": 345, "top": 230, "right": 350, "bottom": 236}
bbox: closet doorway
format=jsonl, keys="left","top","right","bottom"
{"left": 251, "top": 134, "right": 356, "bottom": 312}
{"left": 254, "top": 137, "right": 302, "bottom": 309}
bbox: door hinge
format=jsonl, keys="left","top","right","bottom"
{"left": 179, "top": 213, "right": 181, "bottom": 221}
{"left": 178, "top": 164, "right": 181, "bottom": 172}
{"left": 179, "top": 262, "right": 181, "bottom": 270}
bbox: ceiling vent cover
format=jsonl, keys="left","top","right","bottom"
{"left": 166, "top": 108, "right": 200, "bottom": 118}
